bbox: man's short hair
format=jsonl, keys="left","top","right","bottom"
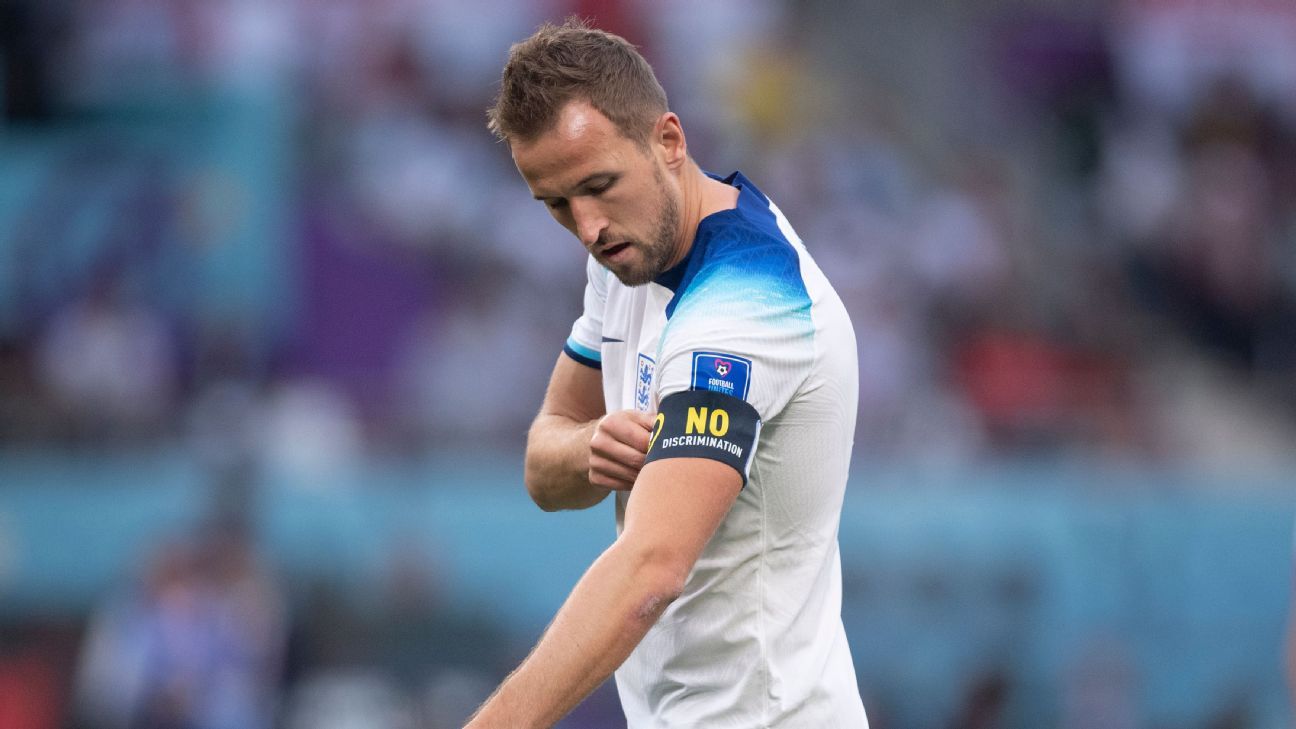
{"left": 487, "top": 17, "right": 669, "bottom": 146}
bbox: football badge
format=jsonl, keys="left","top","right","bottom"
{"left": 691, "top": 351, "right": 752, "bottom": 399}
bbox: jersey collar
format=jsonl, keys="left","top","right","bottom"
{"left": 653, "top": 170, "right": 762, "bottom": 292}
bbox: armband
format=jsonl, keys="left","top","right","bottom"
{"left": 644, "top": 389, "right": 762, "bottom": 485}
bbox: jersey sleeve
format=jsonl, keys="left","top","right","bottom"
{"left": 562, "top": 256, "right": 609, "bottom": 369}
{"left": 647, "top": 270, "right": 814, "bottom": 483}
{"left": 654, "top": 267, "right": 816, "bottom": 424}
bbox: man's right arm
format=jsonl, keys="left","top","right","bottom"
{"left": 524, "top": 354, "right": 653, "bottom": 511}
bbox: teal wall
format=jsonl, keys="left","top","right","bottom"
{"left": 0, "top": 452, "right": 1292, "bottom": 726}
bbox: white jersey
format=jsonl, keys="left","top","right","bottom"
{"left": 563, "top": 172, "right": 868, "bottom": 728}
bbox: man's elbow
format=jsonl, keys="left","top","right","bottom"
{"left": 522, "top": 425, "right": 557, "bottom": 509}
{"left": 524, "top": 447, "right": 609, "bottom": 511}
{"left": 527, "top": 487, "right": 564, "bottom": 513}
{"left": 621, "top": 544, "right": 690, "bottom": 621}
{"left": 634, "top": 572, "right": 685, "bottom": 624}
{"left": 523, "top": 460, "right": 562, "bottom": 512}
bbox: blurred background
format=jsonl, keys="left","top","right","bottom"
{"left": 0, "top": 0, "right": 1294, "bottom": 727}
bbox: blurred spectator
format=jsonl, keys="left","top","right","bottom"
{"left": 1111, "top": 0, "right": 1296, "bottom": 119}
{"left": 34, "top": 277, "right": 177, "bottom": 444}
{"left": 258, "top": 377, "right": 363, "bottom": 488}
{"left": 1121, "top": 81, "right": 1296, "bottom": 372}
{"left": 181, "top": 321, "right": 269, "bottom": 482}
{"left": 392, "top": 265, "right": 557, "bottom": 447}
{"left": 72, "top": 523, "right": 287, "bottom": 729}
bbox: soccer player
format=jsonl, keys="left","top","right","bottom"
{"left": 467, "top": 18, "right": 868, "bottom": 728}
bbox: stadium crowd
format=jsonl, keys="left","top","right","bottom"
{"left": 0, "top": 0, "right": 1293, "bottom": 727}
{"left": 2, "top": 0, "right": 1294, "bottom": 464}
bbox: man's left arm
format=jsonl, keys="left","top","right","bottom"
{"left": 465, "top": 455, "right": 741, "bottom": 729}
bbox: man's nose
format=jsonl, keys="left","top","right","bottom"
{"left": 570, "top": 199, "right": 608, "bottom": 248}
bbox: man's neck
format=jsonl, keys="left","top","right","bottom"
{"left": 670, "top": 162, "right": 741, "bottom": 270}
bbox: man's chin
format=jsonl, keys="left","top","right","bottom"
{"left": 609, "top": 265, "right": 656, "bottom": 287}
{"left": 597, "top": 254, "right": 655, "bottom": 286}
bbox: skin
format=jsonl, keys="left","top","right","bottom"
{"left": 464, "top": 102, "right": 742, "bottom": 728}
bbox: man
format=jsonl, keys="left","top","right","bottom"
{"left": 468, "top": 18, "right": 867, "bottom": 728}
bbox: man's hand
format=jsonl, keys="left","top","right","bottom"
{"left": 588, "top": 409, "right": 655, "bottom": 491}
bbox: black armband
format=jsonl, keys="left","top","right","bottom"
{"left": 644, "top": 389, "right": 762, "bottom": 485}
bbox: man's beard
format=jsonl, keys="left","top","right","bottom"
{"left": 606, "top": 184, "right": 680, "bottom": 287}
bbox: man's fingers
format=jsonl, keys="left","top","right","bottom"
{"left": 599, "top": 410, "right": 655, "bottom": 453}
{"left": 624, "top": 410, "right": 656, "bottom": 451}
{"left": 590, "top": 452, "right": 640, "bottom": 481}
{"left": 589, "top": 458, "right": 637, "bottom": 490}
{"left": 588, "top": 409, "right": 659, "bottom": 492}
{"left": 590, "top": 433, "right": 647, "bottom": 469}
{"left": 593, "top": 411, "right": 655, "bottom": 456}
{"left": 590, "top": 472, "right": 636, "bottom": 491}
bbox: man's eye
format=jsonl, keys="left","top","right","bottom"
{"left": 546, "top": 199, "right": 568, "bottom": 210}
{"left": 589, "top": 180, "right": 614, "bottom": 195}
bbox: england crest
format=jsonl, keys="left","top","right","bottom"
{"left": 635, "top": 353, "right": 655, "bottom": 412}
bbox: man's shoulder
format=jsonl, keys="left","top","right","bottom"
{"left": 672, "top": 217, "right": 811, "bottom": 319}
{"left": 700, "top": 212, "right": 795, "bottom": 263}
{"left": 690, "top": 174, "right": 807, "bottom": 291}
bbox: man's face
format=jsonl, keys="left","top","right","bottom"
{"left": 511, "top": 101, "right": 681, "bottom": 286}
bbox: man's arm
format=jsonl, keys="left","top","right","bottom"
{"left": 525, "top": 354, "right": 654, "bottom": 511}
{"left": 466, "top": 456, "right": 742, "bottom": 728}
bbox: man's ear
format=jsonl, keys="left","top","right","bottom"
{"left": 654, "top": 112, "right": 687, "bottom": 170}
